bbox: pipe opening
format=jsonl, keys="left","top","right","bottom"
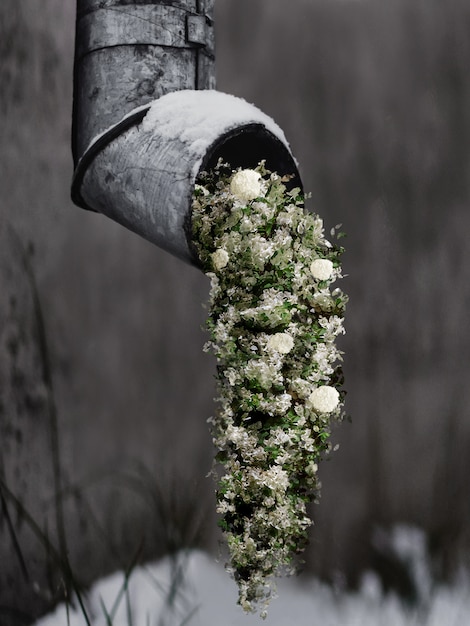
{"left": 73, "top": 90, "right": 303, "bottom": 266}
{"left": 201, "top": 124, "right": 302, "bottom": 191}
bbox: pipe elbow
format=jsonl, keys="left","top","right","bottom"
{"left": 72, "top": 90, "right": 302, "bottom": 266}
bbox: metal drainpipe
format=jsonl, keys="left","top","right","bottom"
{"left": 71, "top": 0, "right": 302, "bottom": 265}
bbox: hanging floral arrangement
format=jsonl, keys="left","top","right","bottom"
{"left": 191, "top": 160, "right": 347, "bottom": 617}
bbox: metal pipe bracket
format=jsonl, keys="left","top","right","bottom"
{"left": 186, "top": 13, "right": 214, "bottom": 50}
{"left": 76, "top": 4, "right": 215, "bottom": 62}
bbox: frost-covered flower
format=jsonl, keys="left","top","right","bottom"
{"left": 211, "top": 248, "right": 229, "bottom": 270}
{"left": 310, "top": 258, "right": 334, "bottom": 281}
{"left": 267, "top": 332, "right": 294, "bottom": 354}
{"left": 308, "top": 385, "right": 340, "bottom": 413}
{"left": 230, "top": 169, "right": 264, "bottom": 202}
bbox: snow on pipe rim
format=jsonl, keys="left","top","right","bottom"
{"left": 72, "top": 90, "right": 302, "bottom": 265}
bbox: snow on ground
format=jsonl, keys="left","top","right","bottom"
{"left": 34, "top": 527, "right": 470, "bottom": 626}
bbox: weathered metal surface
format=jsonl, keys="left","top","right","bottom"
{"left": 76, "top": 5, "right": 193, "bottom": 60}
{"left": 72, "top": 0, "right": 300, "bottom": 266}
{"left": 73, "top": 0, "right": 215, "bottom": 163}
{"left": 186, "top": 13, "right": 210, "bottom": 46}
{"left": 195, "top": 0, "right": 215, "bottom": 87}
{"left": 74, "top": 46, "right": 195, "bottom": 158}
{"left": 76, "top": 3, "right": 215, "bottom": 61}
{"left": 77, "top": 0, "right": 196, "bottom": 16}
{"left": 74, "top": 90, "right": 302, "bottom": 266}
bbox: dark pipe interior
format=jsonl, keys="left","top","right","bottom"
{"left": 187, "top": 123, "right": 304, "bottom": 266}
{"left": 202, "top": 124, "right": 303, "bottom": 192}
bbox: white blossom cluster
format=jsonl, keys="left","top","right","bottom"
{"left": 191, "top": 161, "right": 347, "bottom": 617}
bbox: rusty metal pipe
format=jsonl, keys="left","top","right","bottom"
{"left": 72, "top": 0, "right": 302, "bottom": 265}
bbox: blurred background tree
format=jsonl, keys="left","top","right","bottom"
{"left": 1, "top": 0, "right": 470, "bottom": 621}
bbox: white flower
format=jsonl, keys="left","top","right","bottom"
{"left": 244, "top": 360, "right": 280, "bottom": 390}
{"left": 262, "top": 466, "right": 289, "bottom": 493}
{"left": 250, "top": 235, "right": 275, "bottom": 265}
{"left": 211, "top": 248, "right": 229, "bottom": 270}
{"left": 194, "top": 183, "right": 210, "bottom": 196}
{"left": 267, "top": 392, "right": 292, "bottom": 415}
{"left": 289, "top": 378, "right": 312, "bottom": 400}
{"left": 267, "top": 428, "right": 292, "bottom": 446}
{"left": 306, "top": 461, "right": 318, "bottom": 477}
{"left": 230, "top": 169, "right": 264, "bottom": 202}
{"left": 308, "top": 385, "right": 340, "bottom": 413}
{"left": 310, "top": 258, "right": 334, "bottom": 281}
{"left": 224, "top": 367, "right": 239, "bottom": 386}
{"left": 252, "top": 200, "right": 275, "bottom": 220}
{"left": 217, "top": 500, "right": 235, "bottom": 514}
{"left": 239, "top": 217, "right": 255, "bottom": 233}
{"left": 267, "top": 332, "right": 294, "bottom": 354}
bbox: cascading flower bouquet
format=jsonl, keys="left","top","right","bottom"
{"left": 191, "top": 160, "right": 347, "bottom": 617}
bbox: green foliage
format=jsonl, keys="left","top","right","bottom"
{"left": 192, "top": 161, "right": 347, "bottom": 616}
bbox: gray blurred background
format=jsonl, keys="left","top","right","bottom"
{"left": 1, "top": 0, "right": 470, "bottom": 621}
